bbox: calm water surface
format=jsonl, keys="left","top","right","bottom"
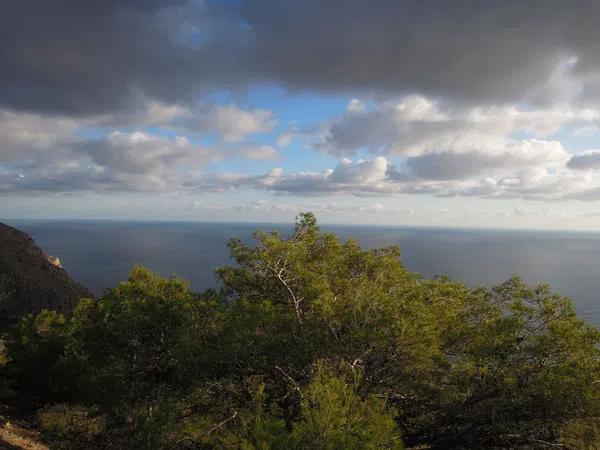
{"left": 6, "top": 220, "right": 600, "bottom": 327}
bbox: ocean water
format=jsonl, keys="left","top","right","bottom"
{"left": 6, "top": 220, "right": 600, "bottom": 327}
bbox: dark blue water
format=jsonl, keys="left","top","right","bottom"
{"left": 6, "top": 220, "right": 600, "bottom": 327}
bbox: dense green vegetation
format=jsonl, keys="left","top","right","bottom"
{"left": 2, "top": 213, "right": 600, "bottom": 449}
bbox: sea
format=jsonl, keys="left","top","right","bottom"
{"left": 6, "top": 220, "right": 600, "bottom": 327}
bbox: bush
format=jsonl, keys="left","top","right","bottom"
{"left": 37, "top": 404, "right": 106, "bottom": 449}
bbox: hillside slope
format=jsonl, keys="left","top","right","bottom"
{"left": 0, "top": 223, "right": 91, "bottom": 329}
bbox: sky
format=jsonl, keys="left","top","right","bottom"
{"left": 5, "top": 1, "right": 600, "bottom": 229}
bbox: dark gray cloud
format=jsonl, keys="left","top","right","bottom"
{"left": 4, "top": 0, "right": 600, "bottom": 118}
{"left": 0, "top": 0, "right": 244, "bottom": 116}
{"left": 240, "top": 0, "right": 600, "bottom": 103}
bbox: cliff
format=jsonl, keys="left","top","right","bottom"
{"left": 0, "top": 223, "right": 91, "bottom": 329}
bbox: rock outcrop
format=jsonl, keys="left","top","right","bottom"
{"left": 0, "top": 223, "right": 91, "bottom": 329}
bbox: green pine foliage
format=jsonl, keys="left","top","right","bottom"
{"left": 2, "top": 212, "right": 600, "bottom": 449}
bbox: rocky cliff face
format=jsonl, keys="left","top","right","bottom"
{"left": 0, "top": 223, "right": 91, "bottom": 329}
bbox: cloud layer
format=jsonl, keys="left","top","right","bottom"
{"left": 5, "top": 0, "right": 600, "bottom": 117}
{"left": 4, "top": 1, "right": 600, "bottom": 210}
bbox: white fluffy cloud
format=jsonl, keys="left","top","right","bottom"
{"left": 84, "top": 132, "right": 206, "bottom": 176}
{"left": 1, "top": 130, "right": 212, "bottom": 193}
{"left": 185, "top": 157, "right": 401, "bottom": 195}
{"left": 0, "top": 102, "right": 279, "bottom": 193}
{"left": 219, "top": 95, "right": 596, "bottom": 200}
{"left": 403, "top": 139, "right": 568, "bottom": 181}
{"left": 330, "top": 157, "right": 388, "bottom": 184}
{"left": 119, "top": 101, "right": 277, "bottom": 143}
{"left": 6, "top": 91, "right": 600, "bottom": 203}
{"left": 201, "top": 105, "right": 276, "bottom": 143}
{"left": 181, "top": 148, "right": 600, "bottom": 202}
{"left": 0, "top": 109, "right": 78, "bottom": 163}
{"left": 321, "top": 96, "right": 600, "bottom": 157}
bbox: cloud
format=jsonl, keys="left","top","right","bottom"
{"left": 4, "top": 95, "right": 600, "bottom": 202}
{"left": 0, "top": 0, "right": 257, "bottom": 117}
{"left": 567, "top": 151, "right": 600, "bottom": 171}
{"left": 80, "top": 131, "right": 208, "bottom": 176}
{"left": 0, "top": 109, "right": 78, "bottom": 163}
{"left": 184, "top": 158, "right": 394, "bottom": 195}
{"left": 404, "top": 139, "right": 568, "bottom": 181}
{"left": 237, "top": 199, "right": 299, "bottom": 214}
{"left": 204, "top": 105, "right": 276, "bottom": 143}
{"left": 238, "top": 0, "right": 600, "bottom": 105}
{"left": 0, "top": 102, "right": 281, "bottom": 193}
{"left": 276, "top": 133, "right": 295, "bottom": 148}
{"left": 6, "top": 0, "right": 600, "bottom": 120}
{"left": 182, "top": 149, "right": 600, "bottom": 202}
{"left": 330, "top": 157, "right": 388, "bottom": 184}
{"left": 230, "top": 145, "right": 278, "bottom": 160}
{"left": 316, "top": 201, "right": 415, "bottom": 215}
{"left": 5, "top": 1, "right": 600, "bottom": 207}
{"left": 92, "top": 97, "right": 191, "bottom": 128}
{"left": 0, "top": 129, "right": 211, "bottom": 193}
{"left": 509, "top": 207, "right": 562, "bottom": 217}
{"left": 98, "top": 102, "right": 277, "bottom": 143}
{"left": 234, "top": 199, "right": 415, "bottom": 216}
{"left": 346, "top": 99, "right": 365, "bottom": 113}
{"left": 320, "top": 96, "right": 599, "bottom": 157}
{"left": 1, "top": 1, "right": 191, "bottom": 115}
